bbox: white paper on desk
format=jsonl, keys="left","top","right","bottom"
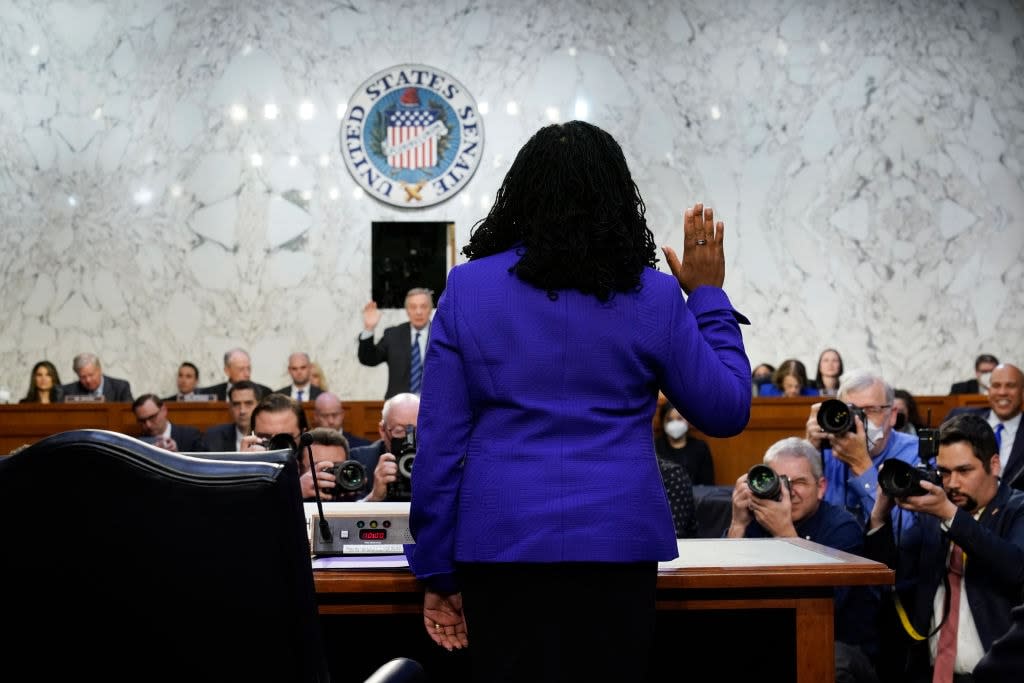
{"left": 659, "top": 538, "right": 842, "bottom": 569}
{"left": 312, "top": 554, "right": 410, "bottom": 570}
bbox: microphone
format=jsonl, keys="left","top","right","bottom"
{"left": 299, "top": 431, "right": 333, "bottom": 543}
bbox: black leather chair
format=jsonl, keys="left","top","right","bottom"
{"left": 0, "top": 429, "right": 422, "bottom": 683}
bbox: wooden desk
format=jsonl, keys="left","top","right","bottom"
{"left": 2, "top": 395, "right": 990, "bottom": 484}
{"left": 313, "top": 538, "right": 893, "bottom": 683}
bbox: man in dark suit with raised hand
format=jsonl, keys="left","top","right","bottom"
{"left": 357, "top": 288, "right": 432, "bottom": 399}
{"left": 61, "top": 352, "right": 133, "bottom": 402}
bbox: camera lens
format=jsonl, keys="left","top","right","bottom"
{"left": 817, "top": 399, "right": 855, "bottom": 434}
{"left": 333, "top": 461, "right": 367, "bottom": 491}
{"left": 747, "top": 464, "right": 782, "bottom": 500}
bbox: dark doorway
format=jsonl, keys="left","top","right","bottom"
{"left": 371, "top": 221, "right": 452, "bottom": 308}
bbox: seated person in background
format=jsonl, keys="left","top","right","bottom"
{"left": 240, "top": 393, "right": 307, "bottom": 453}
{"left": 275, "top": 352, "right": 323, "bottom": 402}
{"left": 727, "top": 437, "right": 880, "bottom": 683}
{"left": 805, "top": 369, "right": 920, "bottom": 532}
{"left": 309, "top": 362, "right": 328, "bottom": 391}
{"left": 61, "top": 352, "right": 133, "bottom": 402}
{"left": 20, "top": 360, "right": 64, "bottom": 404}
{"left": 946, "top": 363, "right": 1024, "bottom": 492}
{"left": 759, "top": 358, "right": 818, "bottom": 397}
{"left": 352, "top": 392, "right": 420, "bottom": 502}
{"left": 814, "top": 348, "right": 844, "bottom": 397}
{"left": 751, "top": 362, "right": 775, "bottom": 396}
{"left": 655, "top": 400, "right": 715, "bottom": 485}
{"left": 131, "top": 394, "right": 207, "bottom": 452}
{"left": 950, "top": 353, "right": 999, "bottom": 395}
{"left": 313, "top": 391, "right": 371, "bottom": 448}
{"left": 893, "top": 389, "right": 925, "bottom": 437}
{"left": 658, "top": 457, "right": 698, "bottom": 538}
{"left": 296, "top": 427, "right": 358, "bottom": 501}
{"left": 203, "top": 381, "right": 263, "bottom": 452}
{"left": 198, "top": 347, "right": 271, "bottom": 401}
{"left": 164, "top": 361, "right": 202, "bottom": 401}
{"left": 864, "top": 414, "right": 1024, "bottom": 683}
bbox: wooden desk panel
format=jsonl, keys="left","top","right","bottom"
{"left": 313, "top": 539, "right": 893, "bottom": 683}
{"left": 1, "top": 395, "right": 992, "bottom": 479}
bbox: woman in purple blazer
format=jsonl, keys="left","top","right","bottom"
{"left": 406, "top": 121, "right": 752, "bottom": 681}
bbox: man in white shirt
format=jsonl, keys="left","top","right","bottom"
{"left": 275, "top": 352, "right": 322, "bottom": 402}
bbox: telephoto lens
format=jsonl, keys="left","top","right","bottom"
{"left": 747, "top": 464, "right": 789, "bottom": 501}
{"left": 878, "top": 459, "right": 943, "bottom": 498}
{"left": 817, "top": 399, "right": 857, "bottom": 434}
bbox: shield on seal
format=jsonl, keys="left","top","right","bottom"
{"left": 385, "top": 87, "right": 443, "bottom": 170}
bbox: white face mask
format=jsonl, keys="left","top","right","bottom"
{"left": 978, "top": 372, "right": 992, "bottom": 391}
{"left": 865, "top": 418, "right": 886, "bottom": 450}
{"left": 664, "top": 419, "right": 688, "bottom": 440}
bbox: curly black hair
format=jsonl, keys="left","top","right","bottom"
{"left": 462, "top": 120, "right": 658, "bottom": 301}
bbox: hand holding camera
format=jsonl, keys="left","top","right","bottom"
{"left": 812, "top": 399, "right": 874, "bottom": 475}
{"left": 745, "top": 464, "right": 798, "bottom": 537}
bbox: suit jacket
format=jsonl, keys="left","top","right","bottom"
{"left": 975, "top": 600, "right": 1024, "bottom": 682}
{"left": 405, "top": 248, "right": 752, "bottom": 595}
{"left": 864, "top": 482, "right": 1024, "bottom": 665}
{"left": 945, "top": 407, "right": 1024, "bottom": 491}
{"left": 198, "top": 382, "right": 272, "bottom": 402}
{"left": 60, "top": 375, "right": 133, "bottom": 402}
{"left": 358, "top": 322, "right": 429, "bottom": 399}
{"left": 950, "top": 378, "right": 981, "bottom": 395}
{"left": 170, "top": 423, "right": 208, "bottom": 452}
{"left": 204, "top": 423, "right": 239, "bottom": 452}
{"left": 343, "top": 431, "right": 371, "bottom": 449}
{"left": 274, "top": 385, "right": 323, "bottom": 401}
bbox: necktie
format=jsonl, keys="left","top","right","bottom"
{"left": 994, "top": 423, "right": 1004, "bottom": 451}
{"left": 932, "top": 543, "right": 963, "bottom": 683}
{"left": 410, "top": 331, "right": 423, "bottom": 394}
{"left": 297, "top": 390, "right": 304, "bottom": 402}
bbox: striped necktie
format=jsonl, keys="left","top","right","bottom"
{"left": 410, "top": 331, "right": 423, "bottom": 394}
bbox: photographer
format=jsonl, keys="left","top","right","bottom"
{"left": 864, "top": 414, "right": 1024, "bottom": 683}
{"left": 297, "top": 427, "right": 359, "bottom": 501}
{"left": 805, "top": 369, "right": 920, "bottom": 531}
{"left": 727, "top": 437, "right": 880, "bottom": 683}
{"left": 350, "top": 392, "right": 420, "bottom": 502}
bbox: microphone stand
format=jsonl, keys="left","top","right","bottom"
{"left": 299, "top": 432, "right": 333, "bottom": 543}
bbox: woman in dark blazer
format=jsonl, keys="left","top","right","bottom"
{"left": 405, "top": 121, "right": 752, "bottom": 681}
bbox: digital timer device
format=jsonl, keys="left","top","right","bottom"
{"left": 303, "top": 501, "right": 413, "bottom": 556}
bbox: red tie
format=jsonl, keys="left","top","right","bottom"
{"left": 932, "top": 543, "right": 963, "bottom": 683}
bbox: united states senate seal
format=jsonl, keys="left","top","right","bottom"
{"left": 340, "top": 64, "right": 484, "bottom": 208}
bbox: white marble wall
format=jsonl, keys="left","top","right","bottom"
{"left": 0, "top": 0, "right": 1021, "bottom": 402}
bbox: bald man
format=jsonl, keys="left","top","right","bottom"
{"left": 947, "top": 363, "right": 1024, "bottom": 491}
{"left": 275, "top": 352, "right": 323, "bottom": 402}
{"left": 313, "top": 391, "right": 370, "bottom": 448}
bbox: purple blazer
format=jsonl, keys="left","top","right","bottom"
{"left": 406, "top": 248, "right": 751, "bottom": 594}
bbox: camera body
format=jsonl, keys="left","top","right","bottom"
{"left": 878, "top": 458, "right": 943, "bottom": 498}
{"left": 747, "top": 464, "right": 792, "bottom": 502}
{"left": 330, "top": 460, "right": 368, "bottom": 501}
{"left": 386, "top": 425, "right": 416, "bottom": 501}
{"left": 817, "top": 399, "right": 867, "bottom": 435}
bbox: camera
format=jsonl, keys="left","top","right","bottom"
{"left": 747, "top": 464, "right": 791, "bottom": 502}
{"left": 878, "top": 459, "right": 943, "bottom": 498}
{"left": 387, "top": 425, "right": 416, "bottom": 501}
{"left": 329, "top": 460, "right": 368, "bottom": 501}
{"left": 817, "top": 399, "right": 867, "bottom": 435}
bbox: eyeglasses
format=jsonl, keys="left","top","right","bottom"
{"left": 385, "top": 425, "right": 409, "bottom": 439}
{"left": 856, "top": 404, "right": 892, "bottom": 418}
